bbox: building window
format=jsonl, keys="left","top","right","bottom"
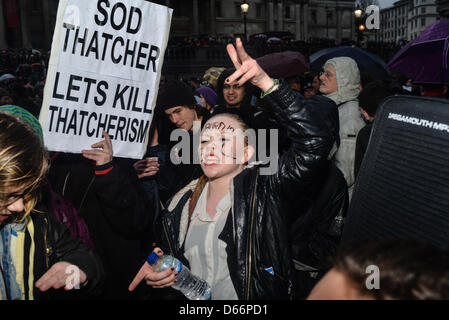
{"left": 256, "top": 3, "right": 262, "bottom": 18}
{"left": 422, "top": 0, "right": 426, "bottom": 3}
{"left": 311, "top": 10, "right": 317, "bottom": 24}
{"left": 285, "top": 5, "right": 291, "bottom": 19}
{"left": 421, "top": 7, "right": 426, "bottom": 13}
{"left": 215, "top": 1, "right": 222, "bottom": 17}
{"left": 234, "top": 2, "right": 241, "bottom": 17}
{"left": 421, "top": 18, "right": 426, "bottom": 26}
{"left": 32, "top": 0, "right": 40, "bottom": 12}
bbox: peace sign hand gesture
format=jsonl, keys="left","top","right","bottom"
{"left": 225, "top": 38, "right": 279, "bottom": 93}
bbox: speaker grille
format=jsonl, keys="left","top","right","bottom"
{"left": 342, "top": 96, "right": 449, "bottom": 249}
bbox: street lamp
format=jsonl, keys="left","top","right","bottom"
{"left": 354, "top": 7, "right": 362, "bottom": 18}
{"left": 354, "top": 5, "right": 364, "bottom": 46}
{"left": 241, "top": 2, "right": 249, "bottom": 42}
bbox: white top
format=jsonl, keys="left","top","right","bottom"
{"left": 184, "top": 182, "right": 238, "bottom": 300}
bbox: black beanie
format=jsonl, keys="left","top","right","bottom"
{"left": 156, "top": 80, "right": 196, "bottom": 111}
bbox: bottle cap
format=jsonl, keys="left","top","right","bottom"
{"left": 146, "top": 252, "right": 159, "bottom": 265}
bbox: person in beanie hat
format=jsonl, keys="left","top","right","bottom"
{"left": 157, "top": 80, "right": 209, "bottom": 132}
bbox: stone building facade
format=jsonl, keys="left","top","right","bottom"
{"left": 0, "top": 0, "right": 360, "bottom": 49}
{"left": 377, "top": 0, "right": 438, "bottom": 43}
{"left": 407, "top": 0, "right": 438, "bottom": 40}
{"left": 436, "top": 0, "right": 449, "bottom": 17}
{"left": 0, "top": 0, "right": 58, "bottom": 49}
{"left": 158, "top": 0, "right": 357, "bottom": 42}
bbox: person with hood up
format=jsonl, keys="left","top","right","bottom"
{"left": 319, "top": 57, "right": 365, "bottom": 198}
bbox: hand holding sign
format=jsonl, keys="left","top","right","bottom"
{"left": 128, "top": 248, "right": 178, "bottom": 291}
{"left": 82, "top": 130, "right": 113, "bottom": 166}
{"left": 225, "top": 38, "right": 278, "bottom": 93}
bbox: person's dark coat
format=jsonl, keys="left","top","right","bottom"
{"left": 24, "top": 210, "right": 104, "bottom": 300}
{"left": 154, "top": 80, "right": 339, "bottom": 299}
{"left": 354, "top": 123, "right": 373, "bottom": 179}
{"left": 48, "top": 154, "right": 154, "bottom": 299}
{"left": 288, "top": 162, "right": 348, "bottom": 298}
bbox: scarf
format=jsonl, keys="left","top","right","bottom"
{"left": 0, "top": 217, "right": 34, "bottom": 300}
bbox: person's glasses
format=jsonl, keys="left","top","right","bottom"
{"left": 319, "top": 70, "right": 334, "bottom": 79}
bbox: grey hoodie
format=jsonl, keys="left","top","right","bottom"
{"left": 324, "top": 57, "right": 365, "bottom": 198}
{"left": 324, "top": 57, "right": 361, "bottom": 106}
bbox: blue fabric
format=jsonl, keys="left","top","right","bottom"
{"left": 0, "top": 221, "right": 26, "bottom": 300}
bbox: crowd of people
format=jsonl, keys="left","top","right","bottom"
{"left": 1, "top": 34, "right": 449, "bottom": 302}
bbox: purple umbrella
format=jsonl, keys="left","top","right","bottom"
{"left": 387, "top": 19, "right": 449, "bottom": 84}
{"left": 256, "top": 51, "right": 309, "bottom": 78}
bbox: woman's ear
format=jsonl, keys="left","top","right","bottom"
{"left": 243, "top": 145, "right": 255, "bottom": 164}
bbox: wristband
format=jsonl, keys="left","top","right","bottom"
{"left": 260, "top": 78, "right": 279, "bottom": 99}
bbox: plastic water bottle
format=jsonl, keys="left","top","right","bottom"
{"left": 147, "top": 252, "right": 212, "bottom": 300}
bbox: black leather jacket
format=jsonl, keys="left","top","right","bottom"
{"left": 155, "top": 80, "right": 339, "bottom": 300}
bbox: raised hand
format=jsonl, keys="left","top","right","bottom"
{"left": 81, "top": 130, "right": 113, "bottom": 166}
{"left": 225, "top": 37, "right": 278, "bottom": 93}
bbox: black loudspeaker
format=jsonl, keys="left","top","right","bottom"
{"left": 341, "top": 95, "right": 449, "bottom": 250}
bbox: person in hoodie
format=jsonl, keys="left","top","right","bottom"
{"left": 319, "top": 57, "right": 365, "bottom": 198}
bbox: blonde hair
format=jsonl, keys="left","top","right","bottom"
{"left": 0, "top": 112, "right": 48, "bottom": 220}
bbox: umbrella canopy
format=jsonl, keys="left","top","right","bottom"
{"left": 0, "top": 74, "right": 15, "bottom": 82}
{"left": 253, "top": 33, "right": 267, "bottom": 39}
{"left": 256, "top": 51, "right": 309, "bottom": 78}
{"left": 267, "top": 37, "right": 281, "bottom": 42}
{"left": 387, "top": 19, "right": 449, "bottom": 85}
{"left": 310, "top": 46, "right": 390, "bottom": 80}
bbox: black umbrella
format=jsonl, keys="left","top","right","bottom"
{"left": 256, "top": 51, "right": 309, "bottom": 79}
{"left": 310, "top": 46, "right": 390, "bottom": 80}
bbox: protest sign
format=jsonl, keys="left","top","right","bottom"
{"left": 39, "top": 0, "right": 172, "bottom": 159}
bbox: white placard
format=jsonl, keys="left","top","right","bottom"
{"left": 39, "top": 0, "right": 173, "bottom": 159}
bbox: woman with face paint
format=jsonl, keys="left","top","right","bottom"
{"left": 129, "top": 38, "right": 339, "bottom": 300}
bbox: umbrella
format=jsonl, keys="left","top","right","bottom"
{"left": 310, "top": 46, "right": 390, "bottom": 80}
{"left": 387, "top": 19, "right": 449, "bottom": 85}
{"left": 267, "top": 37, "right": 281, "bottom": 42}
{"left": 0, "top": 74, "right": 15, "bottom": 82}
{"left": 256, "top": 51, "right": 309, "bottom": 78}
{"left": 253, "top": 33, "right": 267, "bottom": 39}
